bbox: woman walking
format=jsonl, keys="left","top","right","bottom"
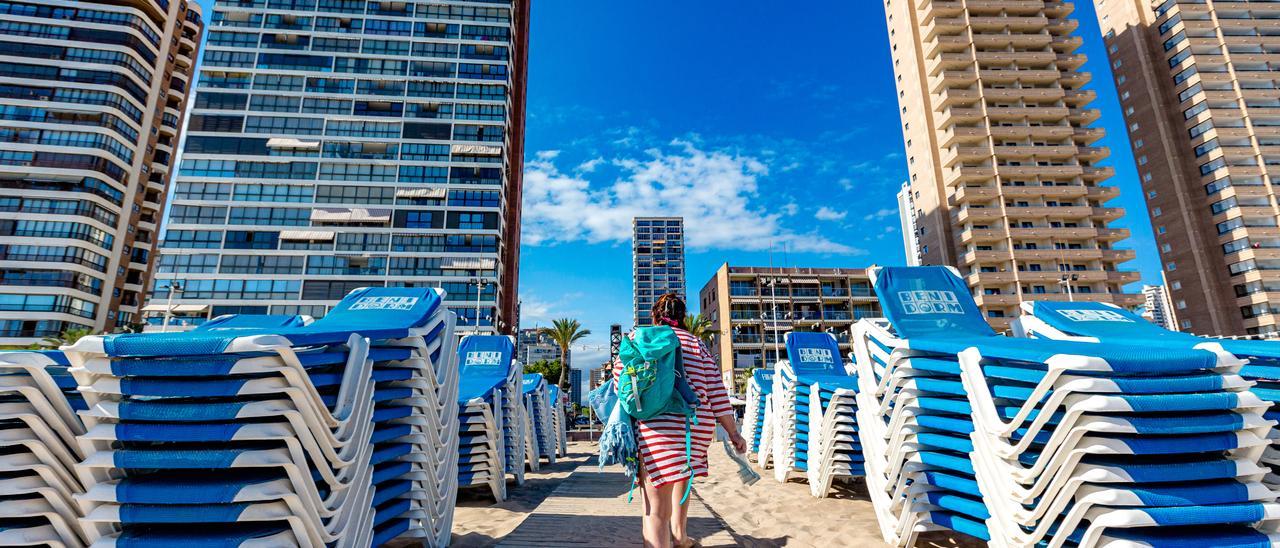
{"left": 614, "top": 293, "right": 747, "bottom": 548}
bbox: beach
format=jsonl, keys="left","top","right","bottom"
{"left": 446, "top": 440, "right": 986, "bottom": 547}
{"left": 694, "top": 444, "right": 987, "bottom": 547}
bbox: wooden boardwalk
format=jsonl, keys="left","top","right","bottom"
{"left": 497, "top": 462, "right": 738, "bottom": 547}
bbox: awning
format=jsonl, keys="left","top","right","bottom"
{"left": 788, "top": 279, "right": 820, "bottom": 284}
{"left": 442, "top": 257, "right": 496, "bottom": 269}
{"left": 310, "top": 208, "right": 391, "bottom": 222}
{"left": 141, "top": 303, "right": 209, "bottom": 313}
{"left": 279, "top": 230, "right": 335, "bottom": 240}
{"left": 450, "top": 144, "right": 502, "bottom": 155}
{"left": 396, "top": 187, "right": 447, "bottom": 198}
{"left": 267, "top": 138, "right": 320, "bottom": 150}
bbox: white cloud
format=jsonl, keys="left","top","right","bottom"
{"left": 576, "top": 157, "right": 605, "bottom": 173}
{"left": 522, "top": 140, "right": 861, "bottom": 255}
{"left": 838, "top": 178, "right": 854, "bottom": 191}
{"left": 863, "top": 208, "right": 897, "bottom": 221}
{"left": 536, "top": 150, "right": 561, "bottom": 160}
{"left": 781, "top": 202, "right": 799, "bottom": 216}
{"left": 814, "top": 207, "right": 847, "bottom": 221}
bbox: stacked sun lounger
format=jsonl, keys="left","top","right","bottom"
{"left": 547, "top": 384, "right": 567, "bottom": 458}
{"left": 59, "top": 286, "right": 460, "bottom": 547}
{"left": 1015, "top": 299, "right": 1280, "bottom": 489}
{"left": 853, "top": 287, "right": 989, "bottom": 545}
{"left": 859, "top": 266, "right": 1280, "bottom": 547}
{"left": 521, "top": 373, "right": 557, "bottom": 468}
{"left": 456, "top": 336, "right": 525, "bottom": 501}
{"left": 744, "top": 369, "right": 773, "bottom": 464}
{"left": 768, "top": 332, "right": 862, "bottom": 497}
{"left": 0, "top": 350, "right": 95, "bottom": 547}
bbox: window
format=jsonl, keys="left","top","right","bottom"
{"left": 163, "top": 230, "right": 223, "bottom": 249}
{"left": 1171, "top": 281, "right": 1182, "bottom": 290}
{"left": 315, "top": 185, "right": 394, "bottom": 204}
{"left": 219, "top": 255, "right": 303, "bottom": 274}
{"left": 302, "top": 280, "right": 381, "bottom": 300}
{"left": 1181, "top": 319, "right": 1192, "bottom": 329}
{"left": 1166, "top": 261, "right": 1177, "bottom": 271}
{"left": 158, "top": 254, "right": 218, "bottom": 273}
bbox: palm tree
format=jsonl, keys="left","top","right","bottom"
{"left": 539, "top": 318, "right": 591, "bottom": 388}
{"left": 683, "top": 313, "right": 714, "bottom": 346}
{"left": 42, "top": 327, "right": 94, "bottom": 349}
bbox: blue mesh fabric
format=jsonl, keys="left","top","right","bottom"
{"left": 115, "top": 524, "right": 291, "bottom": 547}
{"left": 118, "top": 401, "right": 249, "bottom": 421}
{"left": 119, "top": 377, "right": 251, "bottom": 398}
{"left": 1141, "top": 502, "right": 1267, "bottom": 527}
{"left": 115, "top": 473, "right": 279, "bottom": 503}
{"left": 114, "top": 449, "right": 245, "bottom": 469}
{"left": 1118, "top": 432, "right": 1241, "bottom": 455}
{"left": 1104, "top": 526, "right": 1270, "bottom": 548}
{"left": 1128, "top": 480, "right": 1251, "bottom": 506}
{"left": 116, "top": 423, "right": 247, "bottom": 442}
{"left": 1119, "top": 392, "right": 1239, "bottom": 413}
{"left": 117, "top": 509, "right": 255, "bottom": 533}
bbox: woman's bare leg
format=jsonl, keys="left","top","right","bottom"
{"left": 668, "top": 478, "right": 692, "bottom": 546}
{"left": 641, "top": 471, "right": 675, "bottom": 548}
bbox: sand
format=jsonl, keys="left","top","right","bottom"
{"left": 693, "top": 445, "right": 986, "bottom": 548}
{"left": 449, "top": 448, "right": 590, "bottom": 547}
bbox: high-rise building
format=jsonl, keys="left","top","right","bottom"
{"left": 884, "top": 0, "right": 1144, "bottom": 331}
{"left": 1093, "top": 0, "right": 1280, "bottom": 336}
{"left": 897, "top": 182, "right": 922, "bottom": 266}
{"left": 516, "top": 326, "right": 560, "bottom": 364}
{"left": 1142, "top": 282, "right": 1176, "bottom": 331}
{"left": 145, "top": 0, "right": 528, "bottom": 334}
{"left": 0, "top": 0, "right": 203, "bottom": 343}
{"left": 568, "top": 367, "right": 582, "bottom": 407}
{"left": 698, "top": 264, "right": 881, "bottom": 390}
{"left": 633, "top": 216, "right": 685, "bottom": 326}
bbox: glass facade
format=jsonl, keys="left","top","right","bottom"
{"left": 633, "top": 217, "right": 685, "bottom": 326}
{"left": 0, "top": 0, "right": 202, "bottom": 342}
{"left": 149, "top": 0, "right": 527, "bottom": 333}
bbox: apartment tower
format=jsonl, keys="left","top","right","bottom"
{"left": 148, "top": 0, "right": 529, "bottom": 334}
{"left": 885, "top": 0, "right": 1143, "bottom": 330}
{"left": 698, "top": 264, "right": 881, "bottom": 390}
{"left": 0, "top": 0, "right": 203, "bottom": 343}
{"left": 898, "top": 182, "right": 923, "bottom": 265}
{"left": 1094, "top": 0, "right": 1280, "bottom": 336}
{"left": 633, "top": 216, "right": 685, "bottom": 326}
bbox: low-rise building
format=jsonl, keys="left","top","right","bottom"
{"left": 698, "top": 264, "right": 881, "bottom": 389}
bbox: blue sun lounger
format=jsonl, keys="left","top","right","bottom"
{"left": 858, "top": 266, "right": 1280, "bottom": 547}
{"left": 522, "top": 373, "right": 557, "bottom": 466}
{"left": 768, "top": 332, "right": 862, "bottom": 498}
{"left": 546, "top": 384, "right": 567, "bottom": 458}
{"left": 1014, "top": 300, "right": 1280, "bottom": 488}
{"left": 744, "top": 369, "right": 774, "bottom": 463}
{"left": 59, "top": 287, "right": 460, "bottom": 548}
{"left": 0, "top": 350, "right": 97, "bottom": 547}
{"left": 456, "top": 336, "right": 525, "bottom": 502}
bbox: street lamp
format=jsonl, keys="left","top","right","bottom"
{"left": 469, "top": 277, "right": 492, "bottom": 334}
{"left": 1059, "top": 273, "right": 1079, "bottom": 302}
{"left": 161, "top": 280, "right": 183, "bottom": 333}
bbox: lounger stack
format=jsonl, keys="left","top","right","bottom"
{"left": 0, "top": 350, "right": 96, "bottom": 547}
{"left": 519, "top": 373, "right": 553, "bottom": 469}
{"left": 60, "top": 286, "right": 460, "bottom": 547}
{"left": 456, "top": 336, "right": 525, "bottom": 501}
{"left": 852, "top": 314, "right": 989, "bottom": 546}
{"left": 744, "top": 369, "right": 773, "bottom": 462}
{"left": 864, "top": 266, "right": 1280, "bottom": 547}
{"left": 769, "top": 332, "right": 862, "bottom": 497}
{"left": 1015, "top": 300, "right": 1280, "bottom": 490}
{"left": 547, "top": 384, "right": 567, "bottom": 458}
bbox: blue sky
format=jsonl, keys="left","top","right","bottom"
{"left": 517, "top": 0, "right": 1159, "bottom": 367}
{"left": 189, "top": 0, "right": 1158, "bottom": 369}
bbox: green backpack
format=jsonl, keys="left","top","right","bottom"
{"left": 617, "top": 325, "right": 694, "bottom": 420}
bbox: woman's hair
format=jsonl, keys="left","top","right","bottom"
{"left": 651, "top": 292, "right": 686, "bottom": 327}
